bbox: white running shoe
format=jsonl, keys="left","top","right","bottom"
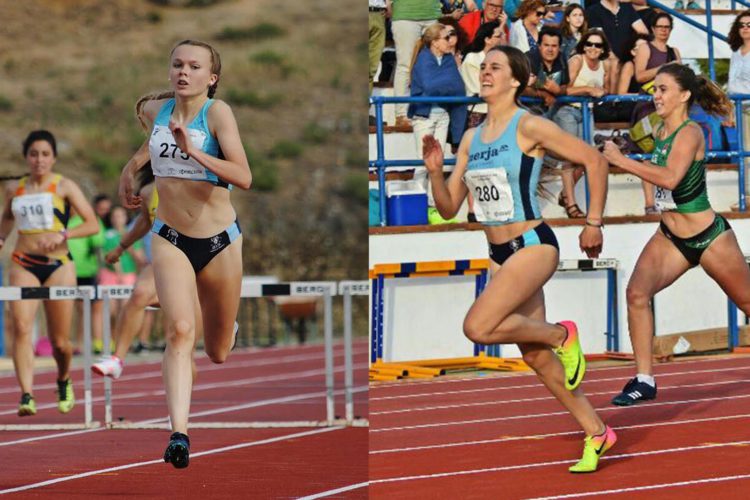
{"left": 92, "top": 355, "right": 124, "bottom": 379}
{"left": 232, "top": 321, "right": 239, "bottom": 350}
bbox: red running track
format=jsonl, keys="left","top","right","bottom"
{"left": 369, "top": 355, "right": 750, "bottom": 499}
{"left": 0, "top": 341, "right": 368, "bottom": 499}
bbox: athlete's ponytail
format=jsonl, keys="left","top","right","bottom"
{"left": 135, "top": 91, "right": 175, "bottom": 131}
{"left": 656, "top": 63, "right": 733, "bottom": 120}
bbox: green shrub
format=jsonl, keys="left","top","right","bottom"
{"left": 245, "top": 147, "right": 278, "bottom": 191}
{"left": 269, "top": 140, "right": 303, "bottom": 159}
{"left": 344, "top": 149, "right": 367, "bottom": 167}
{"left": 216, "top": 23, "right": 285, "bottom": 42}
{"left": 342, "top": 172, "right": 368, "bottom": 203}
{"left": 226, "top": 88, "right": 279, "bottom": 109}
{"left": 302, "top": 123, "right": 329, "bottom": 144}
{"left": 696, "top": 59, "right": 729, "bottom": 88}
{"left": 90, "top": 152, "right": 127, "bottom": 181}
{"left": 146, "top": 11, "right": 163, "bottom": 23}
{"left": 251, "top": 50, "right": 285, "bottom": 66}
{"left": 0, "top": 95, "right": 13, "bottom": 111}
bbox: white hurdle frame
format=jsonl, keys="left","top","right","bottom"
{"left": 338, "top": 281, "right": 369, "bottom": 424}
{"left": 0, "top": 286, "right": 100, "bottom": 431}
{"left": 99, "top": 281, "right": 361, "bottom": 429}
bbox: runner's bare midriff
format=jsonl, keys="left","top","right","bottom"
{"left": 154, "top": 177, "right": 236, "bottom": 237}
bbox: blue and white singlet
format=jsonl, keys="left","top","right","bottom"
{"left": 464, "top": 109, "right": 542, "bottom": 225}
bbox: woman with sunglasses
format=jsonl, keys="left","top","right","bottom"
{"left": 556, "top": 29, "right": 612, "bottom": 219}
{"left": 633, "top": 13, "right": 681, "bottom": 215}
{"left": 728, "top": 10, "right": 750, "bottom": 210}
{"left": 509, "top": 0, "right": 546, "bottom": 54}
{"left": 408, "top": 22, "right": 467, "bottom": 223}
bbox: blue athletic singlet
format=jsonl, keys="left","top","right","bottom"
{"left": 464, "top": 109, "right": 542, "bottom": 226}
{"left": 149, "top": 98, "right": 230, "bottom": 188}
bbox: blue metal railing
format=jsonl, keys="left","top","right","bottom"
{"left": 370, "top": 93, "right": 750, "bottom": 225}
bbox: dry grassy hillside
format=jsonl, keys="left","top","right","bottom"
{"left": 0, "top": 0, "right": 367, "bottom": 281}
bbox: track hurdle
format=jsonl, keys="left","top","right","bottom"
{"left": 370, "top": 258, "right": 620, "bottom": 379}
{"left": 0, "top": 286, "right": 100, "bottom": 431}
{"left": 99, "top": 281, "right": 367, "bottom": 429}
{"left": 339, "top": 280, "right": 369, "bottom": 424}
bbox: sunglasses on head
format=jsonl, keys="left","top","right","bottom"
{"left": 442, "top": 31, "right": 457, "bottom": 40}
{"left": 584, "top": 41, "right": 604, "bottom": 48}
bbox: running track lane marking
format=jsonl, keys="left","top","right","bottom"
{"left": 368, "top": 439, "right": 750, "bottom": 485}
{"left": 371, "top": 412, "right": 750, "bottom": 454}
{"left": 297, "top": 482, "right": 370, "bottom": 499}
{"left": 370, "top": 391, "right": 750, "bottom": 432}
{"left": 369, "top": 365, "right": 750, "bottom": 401}
{"left": 370, "top": 378, "right": 748, "bottom": 415}
{"left": 0, "top": 383, "right": 368, "bottom": 447}
{"left": 0, "top": 427, "right": 342, "bottom": 495}
{"left": 527, "top": 474, "right": 750, "bottom": 499}
{"left": 369, "top": 355, "right": 744, "bottom": 389}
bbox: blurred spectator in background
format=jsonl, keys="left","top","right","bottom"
{"left": 93, "top": 193, "right": 112, "bottom": 230}
{"left": 460, "top": 21, "right": 504, "bottom": 128}
{"left": 524, "top": 27, "right": 569, "bottom": 113}
{"left": 560, "top": 3, "right": 587, "bottom": 62}
{"left": 458, "top": 0, "right": 508, "bottom": 46}
{"left": 369, "top": 1, "right": 389, "bottom": 101}
{"left": 68, "top": 206, "right": 105, "bottom": 354}
{"left": 440, "top": 14, "right": 470, "bottom": 62}
{"left": 728, "top": 10, "right": 750, "bottom": 210}
{"left": 392, "top": 0, "right": 443, "bottom": 127}
{"left": 509, "top": 0, "right": 547, "bottom": 54}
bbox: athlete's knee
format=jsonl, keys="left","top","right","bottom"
{"left": 626, "top": 283, "right": 651, "bottom": 309}
{"left": 205, "top": 347, "right": 228, "bottom": 364}
{"left": 165, "top": 319, "right": 194, "bottom": 344}
{"left": 521, "top": 349, "right": 545, "bottom": 369}
{"left": 463, "top": 316, "right": 501, "bottom": 345}
{"left": 130, "top": 286, "right": 154, "bottom": 307}
{"left": 49, "top": 336, "right": 71, "bottom": 353}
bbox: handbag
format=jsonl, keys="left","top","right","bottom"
{"left": 629, "top": 111, "right": 663, "bottom": 153}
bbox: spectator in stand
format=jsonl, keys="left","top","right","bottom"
{"left": 369, "top": 1, "right": 389, "bottom": 102}
{"left": 728, "top": 10, "right": 750, "bottom": 210}
{"left": 674, "top": 0, "right": 701, "bottom": 10}
{"left": 524, "top": 27, "right": 569, "bottom": 114}
{"left": 633, "top": 13, "right": 680, "bottom": 215}
{"left": 93, "top": 194, "right": 112, "bottom": 230}
{"left": 586, "top": 0, "right": 648, "bottom": 92}
{"left": 509, "top": 0, "right": 547, "bottom": 54}
{"left": 408, "top": 22, "right": 467, "bottom": 223}
{"left": 440, "top": 15, "right": 470, "bottom": 63}
{"left": 557, "top": 29, "right": 612, "bottom": 219}
{"left": 616, "top": 33, "right": 650, "bottom": 97}
{"left": 560, "top": 4, "right": 587, "bottom": 62}
{"left": 461, "top": 21, "right": 505, "bottom": 128}
{"left": 458, "top": 0, "right": 508, "bottom": 46}
{"left": 392, "top": 0, "right": 443, "bottom": 128}
{"left": 68, "top": 206, "right": 106, "bottom": 355}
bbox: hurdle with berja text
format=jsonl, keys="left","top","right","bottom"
{"left": 370, "top": 258, "right": 621, "bottom": 381}
{"left": 0, "top": 286, "right": 98, "bottom": 431}
{"left": 98, "top": 281, "right": 369, "bottom": 429}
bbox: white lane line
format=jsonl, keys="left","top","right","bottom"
{"left": 370, "top": 412, "right": 750, "bottom": 454}
{"left": 0, "top": 427, "right": 342, "bottom": 495}
{"left": 371, "top": 378, "right": 747, "bottom": 415}
{"left": 297, "top": 481, "right": 370, "bottom": 499}
{"left": 527, "top": 474, "right": 750, "bottom": 499}
{"left": 369, "top": 355, "right": 744, "bottom": 390}
{"left": 370, "top": 439, "right": 750, "bottom": 485}
{"left": 0, "top": 346, "right": 368, "bottom": 396}
{"left": 0, "top": 362, "right": 368, "bottom": 418}
{"left": 370, "top": 392, "right": 750, "bottom": 432}
{"left": 369, "top": 365, "right": 750, "bottom": 401}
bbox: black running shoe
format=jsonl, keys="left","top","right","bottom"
{"left": 611, "top": 377, "right": 657, "bottom": 406}
{"left": 164, "top": 432, "right": 190, "bottom": 469}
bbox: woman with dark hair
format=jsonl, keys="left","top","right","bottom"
{"left": 557, "top": 29, "right": 612, "bottom": 219}
{"left": 603, "top": 63, "right": 750, "bottom": 407}
{"left": 728, "top": 10, "right": 750, "bottom": 210}
{"left": 509, "top": 0, "right": 546, "bottom": 53}
{"left": 424, "top": 45, "right": 615, "bottom": 473}
{"left": 460, "top": 21, "right": 504, "bottom": 127}
{"left": 560, "top": 3, "right": 588, "bottom": 62}
{"left": 0, "top": 130, "right": 99, "bottom": 417}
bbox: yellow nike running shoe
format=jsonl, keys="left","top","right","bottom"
{"left": 569, "top": 425, "right": 617, "bottom": 473}
{"left": 18, "top": 393, "right": 36, "bottom": 416}
{"left": 57, "top": 378, "right": 75, "bottom": 414}
{"left": 554, "top": 321, "right": 586, "bottom": 391}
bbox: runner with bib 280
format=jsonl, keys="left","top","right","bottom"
{"left": 424, "top": 45, "right": 616, "bottom": 473}
{"left": 603, "top": 62, "right": 750, "bottom": 407}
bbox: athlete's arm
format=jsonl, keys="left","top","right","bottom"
{"left": 424, "top": 132, "right": 470, "bottom": 220}
{"left": 602, "top": 125, "right": 700, "bottom": 190}
{"left": 0, "top": 183, "right": 17, "bottom": 248}
{"left": 119, "top": 99, "right": 163, "bottom": 208}
{"left": 170, "top": 100, "right": 252, "bottom": 189}
{"left": 106, "top": 213, "right": 151, "bottom": 265}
